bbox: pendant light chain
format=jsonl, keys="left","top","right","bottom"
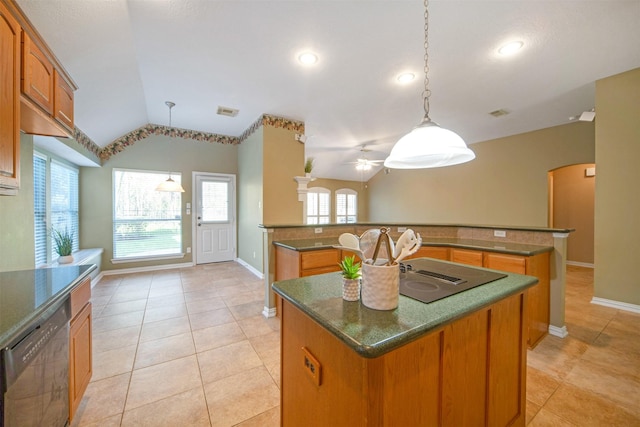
{"left": 423, "top": 0, "right": 431, "bottom": 120}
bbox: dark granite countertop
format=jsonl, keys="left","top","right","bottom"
{"left": 273, "top": 237, "right": 553, "bottom": 256}
{"left": 261, "top": 222, "right": 573, "bottom": 233}
{"left": 272, "top": 259, "right": 537, "bottom": 358}
{"left": 0, "top": 264, "right": 96, "bottom": 349}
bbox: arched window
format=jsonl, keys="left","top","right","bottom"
{"left": 336, "top": 188, "right": 357, "bottom": 223}
{"left": 307, "top": 187, "right": 331, "bottom": 224}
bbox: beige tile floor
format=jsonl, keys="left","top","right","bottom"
{"left": 72, "top": 263, "right": 640, "bottom": 426}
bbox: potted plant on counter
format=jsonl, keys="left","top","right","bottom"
{"left": 338, "top": 255, "right": 361, "bottom": 301}
{"left": 52, "top": 227, "right": 74, "bottom": 264}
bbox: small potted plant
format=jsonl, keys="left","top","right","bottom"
{"left": 304, "top": 157, "right": 314, "bottom": 177}
{"left": 338, "top": 255, "right": 361, "bottom": 301}
{"left": 52, "top": 227, "right": 74, "bottom": 264}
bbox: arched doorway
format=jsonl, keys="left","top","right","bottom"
{"left": 548, "top": 163, "right": 595, "bottom": 266}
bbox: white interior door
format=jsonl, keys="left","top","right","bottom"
{"left": 194, "top": 173, "right": 236, "bottom": 264}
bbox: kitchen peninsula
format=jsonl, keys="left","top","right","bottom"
{"left": 261, "top": 223, "right": 572, "bottom": 343}
{"left": 272, "top": 262, "right": 538, "bottom": 426}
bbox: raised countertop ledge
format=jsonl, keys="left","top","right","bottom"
{"left": 274, "top": 237, "right": 553, "bottom": 256}
{"left": 0, "top": 264, "right": 97, "bottom": 349}
{"left": 272, "top": 263, "right": 538, "bottom": 358}
{"left": 260, "top": 222, "right": 574, "bottom": 233}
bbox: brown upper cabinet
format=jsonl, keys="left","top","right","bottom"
{"left": 1, "top": 0, "right": 77, "bottom": 195}
{"left": 21, "top": 30, "right": 54, "bottom": 114}
{"left": 54, "top": 69, "right": 74, "bottom": 132}
{"left": 0, "top": 1, "right": 21, "bottom": 195}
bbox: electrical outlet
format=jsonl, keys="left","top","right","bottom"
{"left": 253, "top": 251, "right": 256, "bottom": 259}
{"left": 302, "top": 347, "right": 321, "bottom": 386}
{"left": 186, "top": 247, "right": 191, "bottom": 253}
{"left": 494, "top": 230, "right": 507, "bottom": 238}
{"left": 314, "top": 227, "right": 323, "bottom": 234}
{"left": 397, "top": 227, "right": 407, "bottom": 232}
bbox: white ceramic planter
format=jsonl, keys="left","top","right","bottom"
{"left": 342, "top": 278, "right": 361, "bottom": 301}
{"left": 361, "top": 263, "right": 399, "bottom": 310}
{"left": 58, "top": 255, "right": 74, "bottom": 264}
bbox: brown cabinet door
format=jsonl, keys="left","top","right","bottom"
{"left": 409, "top": 246, "right": 450, "bottom": 261}
{"left": 301, "top": 249, "right": 340, "bottom": 270}
{"left": 54, "top": 69, "right": 74, "bottom": 131}
{"left": 484, "top": 253, "right": 526, "bottom": 274}
{"left": 0, "top": 4, "right": 21, "bottom": 193}
{"left": 69, "top": 302, "right": 92, "bottom": 421}
{"left": 21, "top": 31, "right": 54, "bottom": 114}
{"left": 451, "top": 248, "right": 484, "bottom": 266}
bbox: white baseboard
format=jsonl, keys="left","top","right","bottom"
{"left": 591, "top": 297, "right": 640, "bottom": 314}
{"left": 566, "top": 261, "right": 594, "bottom": 268}
{"left": 236, "top": 258, "right": 264, "bottom": 279}
{"left": 92, "top": 271, "right": 105, "bottom": 286}
{"left": 101, "top": 262, "right": 193, "bottom": 276}
{"left": 548, "top": 325, "right": 568, "bottom": 338}
{"left": 262, "top": 306, "right": 277, "bottom": 318}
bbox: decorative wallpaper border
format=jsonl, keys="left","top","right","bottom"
{"left": 238, "top": 114, "right": 305, "bottom": 142}
{"left": 99, "top": 114, "right": 305, "bottom": 161}
{"left": 73, "top": 126, "right": 102, "bottom": 158}
{"left": 99, "top": 124, "right": 240, "bottom": 160}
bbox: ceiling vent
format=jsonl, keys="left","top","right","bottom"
{"left": 489, "top": 109, "right": 510, "bottom": 118}
{"left": 217, "top": 106, "right": 239, "bottom": 117}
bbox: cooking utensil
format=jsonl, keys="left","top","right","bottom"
{"left": 394, "top": 233, "right": 422, "bottom": 264}
{"left": 336, "top": 233, "right": 366, "bottom": 261}
{"left": 371, "top": 227, "right": 394, "bottom": 265}
{"left": 393, "top": 229, "right": 415, "bottom": 259}
{"left": 359, "top": 228, "right": 381, "bottom": 260}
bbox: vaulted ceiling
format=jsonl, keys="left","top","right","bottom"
{"left": 16, "top": 0, "right": 640, "bottom": 181}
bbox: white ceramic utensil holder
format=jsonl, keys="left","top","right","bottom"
{"left": 361, "top": 263, "right": 399, "bottom": 310}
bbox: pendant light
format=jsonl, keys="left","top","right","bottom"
{"left": 384, "top": 0, "right": 475, "bottom": 169}
{"left": 156, "top": 101, "right": 185, "bottom": 192}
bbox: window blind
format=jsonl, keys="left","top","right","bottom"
{"left": 50, "top": 161, "right": 79, "bottom": 260}
{"left": 33, "top": 154, "right": 47, "bottom": 266}
{"left": 113, "top": 169, "right": 182, "bottom": 259}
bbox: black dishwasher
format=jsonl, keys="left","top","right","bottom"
{"left": 2, "top": 299, "right": 70, "bottom": 427}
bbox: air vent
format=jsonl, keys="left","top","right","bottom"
{"left": 217, "top": 106, "right": 239, "bottom": 117}
{"left": 489, "top": 109, "right": 510, "bottom": 117}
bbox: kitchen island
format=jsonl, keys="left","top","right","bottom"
{"left": 272, "top": 260, "right": 537, "bottom": 426}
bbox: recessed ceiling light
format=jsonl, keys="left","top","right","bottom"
{"left": 298, "top": 52, "right": 318, "bottom": 65}
{"left": 498, "top": 41, "right": 524, "bottom": 56}
{"left": 396, "top": 72, "right": 415, "bottom": 84}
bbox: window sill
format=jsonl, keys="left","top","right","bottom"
{"left": 39, "top": 248, "right": 104, "bottom": 268}
{"left": 111, "top": 253, "right": 185, "bottom": 264}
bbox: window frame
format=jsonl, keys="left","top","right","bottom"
{"left": 33, "top": 150, "right": 80, "bottom": 266}
{"left": 336, "top": 188, "right": 358, "bottom": 223}
{"left": 112, "top": 168, "right": 184, "bottom": 263}
{"left": 306, "top": 187, "right": 331, "bottom": 225}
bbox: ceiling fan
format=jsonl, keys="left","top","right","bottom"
{"left": 346, "top": 146, "right": 385, "bottom": 171}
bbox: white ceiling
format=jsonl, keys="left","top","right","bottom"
{"left": 16, "top": 0, "right": 640, "bottom": 181}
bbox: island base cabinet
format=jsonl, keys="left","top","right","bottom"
{"left": 280, "top": 292, "right": 527, "bottom": 427}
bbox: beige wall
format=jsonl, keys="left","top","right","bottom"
{"left": 0, "top": 134, "right": 35, "bottom": 272}
{"left": 262, "top": 126, "right": 305, "bottom": 224}
{"left": 368, "top": 122, "right": 595, "bottom": 226}
{"left": 309, "top": 178, "right": 369, "bottom": 222}
{"left": 594, "top": 67, "right": 640, "bottom": 305}
{"left": 80, "top": 135, "right": 238, "bottom": 271}
{"left": 237, "top": 128, "right": 264, "bottom": 272}
{"left": 550, "top": 163, "right": 595, "bottom": 264}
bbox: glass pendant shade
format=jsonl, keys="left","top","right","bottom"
{"left": 155, "top": 177, "right": 185, "bottom": 192}
{"left": 384, "top": 119, "right": 475, "bottom": 169}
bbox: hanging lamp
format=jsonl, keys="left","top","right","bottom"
{"left": 156, "top": 101, "right": 185, "bottom": 192}
{"left": 384, "top": 0, "right": 475, "bottom": 169}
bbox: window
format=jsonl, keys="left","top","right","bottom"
{"left": 33, "top": 152, "right": 79, "bottom": 266}
{"left": 113, "top": 169, "right": 182, "bottom": 261}
{"left": 306, "top": 187, "right": 330, "bottom": 224}
{"left": 336, "top": 189, "right": 358, "bottom": 223}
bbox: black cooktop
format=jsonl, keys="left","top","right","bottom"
{"left": 399, "top": 258, "right": 507, "bottom": 304}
